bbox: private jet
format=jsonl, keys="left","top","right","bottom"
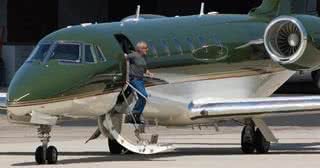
{"left": 1, "top": 0, "right": 320, "bottom": 164}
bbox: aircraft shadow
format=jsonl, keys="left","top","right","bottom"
{"left": 8, "top": 142, "right": 320, "bottom": 166}
{"left": 276, "top": 81, "right": 320, "bottom": 94}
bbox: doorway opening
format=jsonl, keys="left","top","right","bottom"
{"left": 114, "top": 34, "right": 135, "bottom": 54}
{"left": 113, "top": 34, "right": 135, "bottom": 113}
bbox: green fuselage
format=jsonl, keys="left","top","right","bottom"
{"left": 7, "top": 14, "right": 276, "bottom": 106}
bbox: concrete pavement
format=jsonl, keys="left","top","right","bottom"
{"left": 0, "top": 116, "right": 319, "bottom": 168}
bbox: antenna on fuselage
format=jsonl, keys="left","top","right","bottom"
{"left": 136, "top": 5, "right": 141, "bottom": 20}
{"left": 199, "top": 2, "right": 205, "bottom": 16}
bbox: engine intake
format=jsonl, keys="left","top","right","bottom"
{"left": 264, "top": 15, "right": 320, "bottom": 71}
{"left": 264, "top": 16, "right": 308, "bottom": 66}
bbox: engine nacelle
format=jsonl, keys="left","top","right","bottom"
{"left": 264, "top": 15, "right": 320, "bottom": 71}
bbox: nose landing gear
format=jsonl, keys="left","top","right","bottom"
{"left": 35, "top": 125, "right": 58, "bottom": 164}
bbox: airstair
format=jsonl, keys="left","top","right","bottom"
{"left": 102, "top": 60, "right": 172, "bottom": 154}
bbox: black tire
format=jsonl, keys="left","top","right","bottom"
{"left": 255, "top": 129, "right": 270, "bottom": 154}
{"left": 47, "top": 146, "right": 58, "bottom": 164}
{"left": 108, "top": 138, "right": 125, "bottom": 154}
{"left": 35, "top": 146, "right": 45, "bottom": 164}
{"left": 241, "top": 126, "right": 255, "bottom": 154}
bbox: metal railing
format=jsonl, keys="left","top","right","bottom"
{"left": 123, "top": 55, "right": 148, "bottom": 101}
{"left": 119, "top": 57, "right": 149, "bottom": 127}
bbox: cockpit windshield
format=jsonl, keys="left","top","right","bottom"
{"left": 26, "top": 43, "right": 51, "bottom": 62}
{"left": 49, "top": 43, "right": 81, "bottom": 63}
{"left": 26, "top": 41, "right": 106, "bottom": 64}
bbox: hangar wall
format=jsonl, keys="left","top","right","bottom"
{"left": 0, "top": 0, "right": 7, "bottom": 42}
{"left": 0, "top": 0, "right": 7, "bottom": 86}
{"left": 58, "top": 0, "right": 109, "bottom": 28}
{"left": 5, "top": 0, "right": 264, "bottom": 44}
{"left": 7, "top": 0, "right": 58, "bottom": 43}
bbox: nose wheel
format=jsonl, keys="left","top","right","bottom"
{"left": 241, "top": 124, "right": 270, "bottom": 154}
{"left": 35, "top": 125, "right": 58, "bottom": 164}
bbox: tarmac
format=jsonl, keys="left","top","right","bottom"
{"left": 0, "top": 116, "right": 320, "bottom": 168}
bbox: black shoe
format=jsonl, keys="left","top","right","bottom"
{"left": 133, "top": 113, "right": 145, "bottom": 125}
{"left": 138, "top": 114, "right": 145, "bottom": 125}
{"left": 132, "top": 113, "right": 141, "bottom": 124}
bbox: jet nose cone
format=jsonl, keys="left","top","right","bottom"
{"left": 8, "top": 72, "right": 32, "bottom": 103}
{"left": 7, "top": 63, "right": 46, "bottom": 104}
{"left": 8, "top": 91, "right": 30, "bottom": 103}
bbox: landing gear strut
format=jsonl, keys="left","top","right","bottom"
{"left": 35, "top": 125, "right": 58, "bottom": 164}
{"left": 241, "top": 123, "right": 270, "bottom": 154}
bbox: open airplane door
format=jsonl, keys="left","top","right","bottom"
{"left": 87, "top": 33, "right": 172, "bottom": 154}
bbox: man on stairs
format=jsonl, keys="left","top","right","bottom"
{"left": 125, "top": 41, "right": 153, "bottom": 124}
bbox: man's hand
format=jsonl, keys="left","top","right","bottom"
{"left": 146, "top": 70, "right": 154, "bottom": 78}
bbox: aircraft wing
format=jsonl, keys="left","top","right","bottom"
{"left": 0, "top": 93, "right": 7, "bottom": 115}
{"left": 189, "top": 96, "right": 320, "bottom": 120}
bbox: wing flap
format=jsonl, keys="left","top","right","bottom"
{"left": 189, "top": 96, "right": 320, "bottom": 120}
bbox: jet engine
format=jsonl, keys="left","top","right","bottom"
{"left": 264, "top": 15, "right": 320, "bottom": 71}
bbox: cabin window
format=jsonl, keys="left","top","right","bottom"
{"left": 173, "top": 38, "right": 183, "bottom": 55}
{"left": 161, "top": 40, "right": 170, "bottom": 56}
{"left": 49, "top": 43, "right": 81, "bottom": 63}
{"left": 84, "top": 45, "right": 96, "bottom": 63}
{"left": 26, "top": 43, "right": 51, "bottom": 62}
{"left": 186, "top": 37, "right": 195, "bottom": 52}
{"left": 148, "top": 41, "right": 158, "bottom": 57}
{"left": 95, "top": 46, "right": 107, "bottom": 62}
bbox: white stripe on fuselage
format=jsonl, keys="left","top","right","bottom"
{"left": 7, "top": 69, "right": 294, "bottom": 126}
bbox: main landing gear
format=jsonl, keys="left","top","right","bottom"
{"left": 241, "top": 123, "right": 270, "bottom": 154}
{"left": 35, "top": 125, "right": 58, "bottom": 164}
